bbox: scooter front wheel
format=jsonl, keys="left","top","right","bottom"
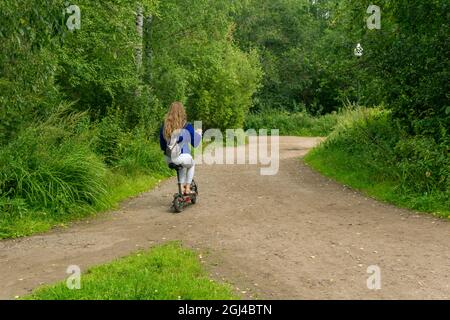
{"left": 173, "top": 196, "right": 184, "bottom": 213}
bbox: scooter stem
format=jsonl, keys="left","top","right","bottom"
{"left": 176, "top": 169, "right": 183, "bottom": 195}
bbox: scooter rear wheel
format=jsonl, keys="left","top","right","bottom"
{"left": 191, "top": 180, "right": 198, "bottom": 195}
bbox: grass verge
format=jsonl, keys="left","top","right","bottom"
{"left": 304, "top": 108, "right": 449, "bottom": 219}
{"left": 0, "top": 172, "right": 167, "bottom": 239}
{"left": 25, "top": 242, "right": 239, "bottom": 300}
{"left": 305, "top": 148, "right": 449, "bottom": 218}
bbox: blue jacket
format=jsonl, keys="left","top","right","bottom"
{"left": 159, "top": 123, "right": 201, "bottom": 155}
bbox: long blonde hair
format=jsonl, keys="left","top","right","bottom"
{"left": 163, "top": 102, "right": 187, "bottom": 141}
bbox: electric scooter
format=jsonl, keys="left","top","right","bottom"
{"left": 168, "top": 163, "right": 198, "bottom": 213}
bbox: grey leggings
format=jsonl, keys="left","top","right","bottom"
{"left": 166, "top": 154, "right": 195, "bottom": 184}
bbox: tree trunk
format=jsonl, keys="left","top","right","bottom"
{"left": 143, "top": 14, "right": 153, "bottom": 84}
{"left": 135, "top": 4, "right": 144, "bottom": 71}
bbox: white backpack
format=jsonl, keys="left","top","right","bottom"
{"left": 165, "top": 128, "right": 183, "bottom": 160}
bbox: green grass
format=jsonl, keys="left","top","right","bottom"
{"left": 101, "top": 171, "right": 166, "bottom": 208}
{"left": 25, "top": 242, "right": 239, "bottom": 300}
{"left": 304, "top": 108, "right": 450, "bottom": 219}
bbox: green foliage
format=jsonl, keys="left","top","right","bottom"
{"left": 150, "top": 0, "right": 262, "bottom": 130}
{"left": 188, "top": 45, "right": 262, "bottom": 130}
{"left": 0, "top": 0, "right": 65, "bottom": 143}
{"left": 235, "top": 0, "right": 336, "bottom": 112}
{"left": 316, "top": 0, "right": 449, "bottom": 136}
{"left": 26, "top": 242, "right": 239, "bottom": 300}
{"left": 56, "top": 0, "right": 157, "bottom": 124}
{"left": 235, "top": 0, "right": 449, "bottom": 138}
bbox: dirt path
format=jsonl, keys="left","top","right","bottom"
{"left": 0, "top": 137, "right": 449, "bottom": 299}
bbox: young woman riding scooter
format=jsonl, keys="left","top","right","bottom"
{"left": 159, "top": 102, "right": 202, "bottom": 210}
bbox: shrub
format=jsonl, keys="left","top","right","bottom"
{"left": 187, "top": 45, "right": 263, "bottom": 130}
{"left": 245, "top": 110, "right": 339, "bottom": 136}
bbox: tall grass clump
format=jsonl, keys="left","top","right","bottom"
{"left": 92, "top": 114, "right": 171, "bottom": 176}
{"left": 305, "top": 105, "right": 450, "bottom": 217}
{"left": 115, "top": 132, "right": 172, "bottom": 177}
{"left": 0, "top": 110, "right": 110, "bottom": 238}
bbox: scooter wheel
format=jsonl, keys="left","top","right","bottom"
{"left": 191, "top": 180, "right": 198, "bottom": 195}
{"left": 173, "top": 196, "right": 184, "bottom": 213}
{"left": 191, "top": 194, "right": 197, "bottom": 204}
